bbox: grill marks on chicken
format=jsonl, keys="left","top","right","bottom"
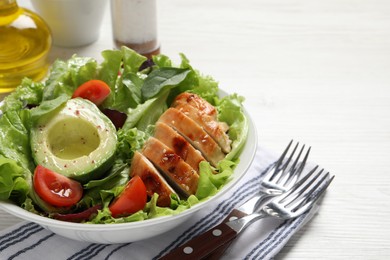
{"left": 158, "top": 108, "right": 225, "bottom": 167}
{"left": 154, "top": 122, "right": 206, "bottom": 172}
{"left": 173, "top": 92, "right": 218, "bottom": 118}
{"left": 129, "top": 93, "right": 232, "bottom": 203}
{"left": 130, "top": 151, "right": 176, "bottom": 207}
{"left": 173, "top": 101, "right": 232, "bottom": 154}
{"left": 142, "top": 137, "right": 199, "bottom": 197}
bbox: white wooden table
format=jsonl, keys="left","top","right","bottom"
{"left": 2, "top": 0, "right": 390, "bottom": 258}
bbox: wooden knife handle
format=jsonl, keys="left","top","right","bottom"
{"left": 159, "top": 222, "right": 238, "bottom": 260}
{"left": 203, "top": 209, "right": 249, "bottom": 260}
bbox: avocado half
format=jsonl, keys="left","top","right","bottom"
{"left": 30, "top": 98, "right": 117, "bottom": 183}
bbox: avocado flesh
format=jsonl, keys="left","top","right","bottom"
{"left": 30, "top": 98, "right": 117, "bottom": 183}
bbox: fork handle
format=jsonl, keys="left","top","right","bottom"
{"left": 159, "top": 222, "right": 238, "bottom": 260}
{"left": 202, "top": 209, "right": 249, "bottom": 260}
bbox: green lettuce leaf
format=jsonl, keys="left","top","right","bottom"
{"left": 0, "top": 78, "right": 44, "bottom": 111}
{"left": 121, "top": 46, "right": 148, "bottom": 74}
{"left": 88, "top": 207, "right": 148, "bottom": 224}
{"left": 43, "top": 56, "right": 98, "bottom": 101}
{"left": 195, "top": 159, "right": 236, "bottom": 200}
{"left": 30, "top": 95, "right": 69, "bottom": 123}
{"left": 152, "top": 54, "right": 173, "bottom": 68}
{"left": 122, "top": 90, "right": 169, "bottom": 132}
{"left": 98, "top": 49, "right": 122, "bottom": 89}
{"left": 0, "top": 109, "right": 35, "bottom": 172}
{"left": 195, "top": 162, "right": 218, "bottom": 200}
{"left": 146, "top": 193, "right": 199, "bottom": 219}
{"left": 217, "top": 94, "right": 249, "bottom": 161}
{"left": 79, "top": 160, "right": 130, "bottom": 208}
{"left": 103, "top": 72, "right": 144, "bottom": 112}
{"left": 141, "top": 67, "right": 192, "bottom": 100}
{"left": 0, "top": 157, "right": 30, "bottom": 204}
{"left": 116, "top": 128, "right": 148, "bottom": 162}
{"left": 100, "top": 47, "right": 147, "bottom": 112}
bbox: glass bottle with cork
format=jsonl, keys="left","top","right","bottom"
{"left": 0, "top": 0, "right": 51, "bottom": 94}
{"left": 111, "top": 0, "right": 160, "bottom": 59}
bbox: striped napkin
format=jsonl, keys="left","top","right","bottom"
{"left": 0, "top": 145, "right": 319, "bottom": 260}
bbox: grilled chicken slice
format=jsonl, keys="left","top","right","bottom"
{"left": 172, "top": 92, "right": 217, "bottom": 119}
{"left": 154, "top": 122, "right": 206, "bottom": 172}
{"left": 130, "top": 151, "right": 176, "bottom": 207}
{"left": 174, "top": 102, "right": 232, "bottom": 153}
{"left": 142, "top": 137, "right": 199, "bottom": 197}
{"left": 158, "top": 108, "right": 225, "bottom": 166}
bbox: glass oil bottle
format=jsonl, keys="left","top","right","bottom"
{"left": 0, "top": 0, "right": 52, "bottom": 94}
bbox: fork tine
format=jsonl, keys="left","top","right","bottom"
{"left": 289, "top": 173, "right": 334, "bottom": 215}
{"left": 282, "top": 165, "right": 334, "bottom": 213}
{"left": 263, "top": 140, "right": 294, "bottom": 182}
{"left": 302, "top": 173, "right": 334, "bottom": 205}
{"left": 278, "top": 165, "right": 320, "bottom": 205}
{"left": 296, "top": 146, "right": 311, "bottom": 174}
{"left": 284, "top": 169, "right": 326, "bottom": 207}
{"left": 270, "top": 141, "right": 299, "bottom": 182}
{"left": 279, "top": 145, "right": 311, "bottom": 186}
{"left": 273, "top": 140, "right": 294, "bottom": 170}
{"left": 281, "top": 142, "right": 299, "bottom": 171}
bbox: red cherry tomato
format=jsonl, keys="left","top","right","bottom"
{"left": 109, "top": 176, "right": 147, "bottom": 218}
{"left": 72, "top": 79, "right": 111, "bottom": 105}
{"left": 33, "top": 165, "right": 83, "bottom": 207}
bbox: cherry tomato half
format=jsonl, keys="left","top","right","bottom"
{"left": 33, "top": 165, "right": 83, "bottom": 207}
{"left": 72, "top": 79, "right": 111, "bottom": 106}
{"left": 109, "top": 176, "right": 147, "bottom": 218}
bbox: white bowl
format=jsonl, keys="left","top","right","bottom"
{"left": 0, "top": 101, "right": 257, "bottom": 244}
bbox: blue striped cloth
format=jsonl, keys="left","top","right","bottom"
{"left": 0, "top": 146, "right": 319, "bottom": 260}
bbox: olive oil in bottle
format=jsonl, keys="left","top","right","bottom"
{"left": 0, "top": 0, "right": 51, "bottom": 93}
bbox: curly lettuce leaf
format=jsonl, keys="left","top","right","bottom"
{"left": 146, "top": 193, "right": 199, "bottom": 219}
{"left": 88, "top": 206, "right": 148, "bottom": 224}
{"left": 217, "top": 94, "right": 248, "bottom": 161}
{"left": 121, "top": 46, "right": 148, "bottom": 74}
{"left": 195, "top": 160, "right": 236, "bottom": 200}
{"left": 98, "top": 49, "right": 123, "bottom": 89}
{"left": 0, "top": 109, "right": 35, "bottom": 172}
{"left": 116, "top": 128, "right": 148, "bottom": 162}
{"left": 0, "top": 78, "right": 44, "bottom": 111}
{"left": 0, "top": 157, "right": 30, "bottom": 204}
{"left": 43, "top": 56, "right": 98, "bottom": 101}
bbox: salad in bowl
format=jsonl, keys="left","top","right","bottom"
{"left": 0, "top": 47, "right": 255, "bottom": 242}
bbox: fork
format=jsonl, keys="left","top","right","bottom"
{"left": 204, "top": 140, "right": 310, "bottom": 259}
{"left": 229, "top": 140, "right": 311, "bottom": 217}
{"left": 159, "top": 166, "right": 334, "bottom": 260}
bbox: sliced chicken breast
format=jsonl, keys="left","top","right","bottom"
{"left": 154, "top": 122, "right": 206, "bottom": 172}
{"left": 130, "top": 151, "right": 176, "bottom": 207}
{"left": 172, "top": 92, "right": 217, "bottom": 119}
{"left": 158, "top": 108, "right": 225, "bottom": 166}
{"left": 174, "top": 102, "right": 232, "bottom": 153}
{"left": 142, "top": 137, "right": 199, "bottom": 197}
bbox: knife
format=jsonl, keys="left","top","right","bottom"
{"left": 159, "top": 192, "right": 271, "bottom": 260}
{"left": 201, "top": 195, "right": 265, "bottom": 259}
